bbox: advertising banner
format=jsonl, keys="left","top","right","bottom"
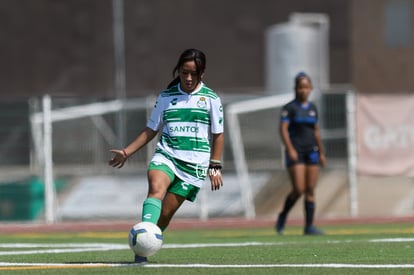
{"left": 357, "top": 95, "right": 414, "bottom": 176}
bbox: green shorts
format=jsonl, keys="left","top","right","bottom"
{"left": 148, "top": 162, "right": 200, "bottom": 202}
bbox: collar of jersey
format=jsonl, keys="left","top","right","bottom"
{"left": 178, "top": 82, "right": 204, "bottom": 95}
{"left": 294, "top": 99, "right": 310, "bottom": 109}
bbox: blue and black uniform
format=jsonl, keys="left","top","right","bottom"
{"left": 280, "top": 99, "right": 320, "bottom": 167}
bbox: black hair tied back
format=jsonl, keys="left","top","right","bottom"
{"left": 167, "top": 49, "right": 206, "bottom": 88}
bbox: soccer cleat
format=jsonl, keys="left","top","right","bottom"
{"left": 275, "top": 213, "right": 287, "bottom": 235}
{"left": 304, "top": 225, "right": 324, "bottom": 235}
{"left": 134, "top": 255, "right": 148, "bottom": 264}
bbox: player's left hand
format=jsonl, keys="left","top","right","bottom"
{"left": 208, "top": 167, "right": 223, "bottom": 191}
{"left": 319, "top": 153, "right": 326, "bottom": 167}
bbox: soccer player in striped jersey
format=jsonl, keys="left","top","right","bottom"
{"left": 109, "top": 48, "right": 224, "bottom": 262}
{"left": 275, "top": 72, "right": 326, "bottom": 235}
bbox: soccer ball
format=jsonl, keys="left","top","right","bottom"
{"left": 128, "top": 222, "right": 163, "bottom": 257}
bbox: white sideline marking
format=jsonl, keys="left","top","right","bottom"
{"left": 0, "top": 243, "right": 126, "bottom": 256}
{"left": 162, "top": 242, "right": 281, "bottom": 248}
{"left": 0, "top": 242, "right": 282, "bottom": 256}
{"left": 1, "top": 237, "right": 414, "bottom": 255}
{"left": 145, "top": 264, "right": 414, "bottom": 269}
{"left": 369, "top": 238, "right": 414, "bottom": 242}
{"left": 0, "top": 243, "right": 124, "bottom": 248}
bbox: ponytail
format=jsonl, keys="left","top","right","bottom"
{"left": 167, "top": 76, "right": 180, "bottom": 89}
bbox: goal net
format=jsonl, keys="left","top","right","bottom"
{"left": 29, "top": 90, "right": 353, "bottom": 223}
{"left": 29, "top": 95, "right": 156, "bottom": 223}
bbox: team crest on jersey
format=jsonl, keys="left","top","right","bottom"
{"left": 170, "top": 98, "right": 178, "bottom": 105}
{"left": 195, "top": 164, "right": 208, "bottom": 179}
{"left": 197, "top": 97, "right": 207, "bottom": 108}
{"left": 309, "top": 110, "right": 316, "bottom": 117}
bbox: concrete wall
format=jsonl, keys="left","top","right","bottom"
{"left": 0, "top": 0, "right": 350, "bottom": 98}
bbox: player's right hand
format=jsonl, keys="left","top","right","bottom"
{"left": 288, "top": 149, "right": 298, "bottom": 162}
{"left": 108, "top": 149, "right": 128, "bottom": 168}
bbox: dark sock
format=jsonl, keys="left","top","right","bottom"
{"left": 280, "top": 195, "right": 297, "bottom": 216}
{"left": 159, "top": 225, "right": 167, "bottom": 232}
{"left": 305, "top": 200, "right": 315, "bottom": 227}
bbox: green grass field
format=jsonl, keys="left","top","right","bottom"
{"left": 0, "top": 222, "right": 413, "bottom": 274}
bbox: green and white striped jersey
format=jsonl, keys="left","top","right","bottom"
{"left": 147, "top": 82, "right": 224, "bottom": 187}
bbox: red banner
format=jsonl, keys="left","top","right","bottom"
{"left": 357, "top": 94, "right": 414, "bottom": 176}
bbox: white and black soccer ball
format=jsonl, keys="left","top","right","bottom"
{"left": 128, "top": 222, "right": 163, "bottom": 257}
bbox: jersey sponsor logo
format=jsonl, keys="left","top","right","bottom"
{"left": 169, "top": 125, "right": 199, "bottom": 133}
{"left": 197, "top": 97, "right": 207, "bottom": 108}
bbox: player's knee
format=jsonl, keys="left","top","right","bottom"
{"left": 147, "top": 184, "right": 167, "bottom": 199}
{"left": 305, "top": 191, "right": 315, "bottom": 201}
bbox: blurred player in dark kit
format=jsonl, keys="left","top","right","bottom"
{"left": 275, "top": 72, "right": 326, "bottom": 235}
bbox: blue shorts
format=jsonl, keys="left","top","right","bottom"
{"left": 285, "top": 149, "right": 320, "bottom": 167}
